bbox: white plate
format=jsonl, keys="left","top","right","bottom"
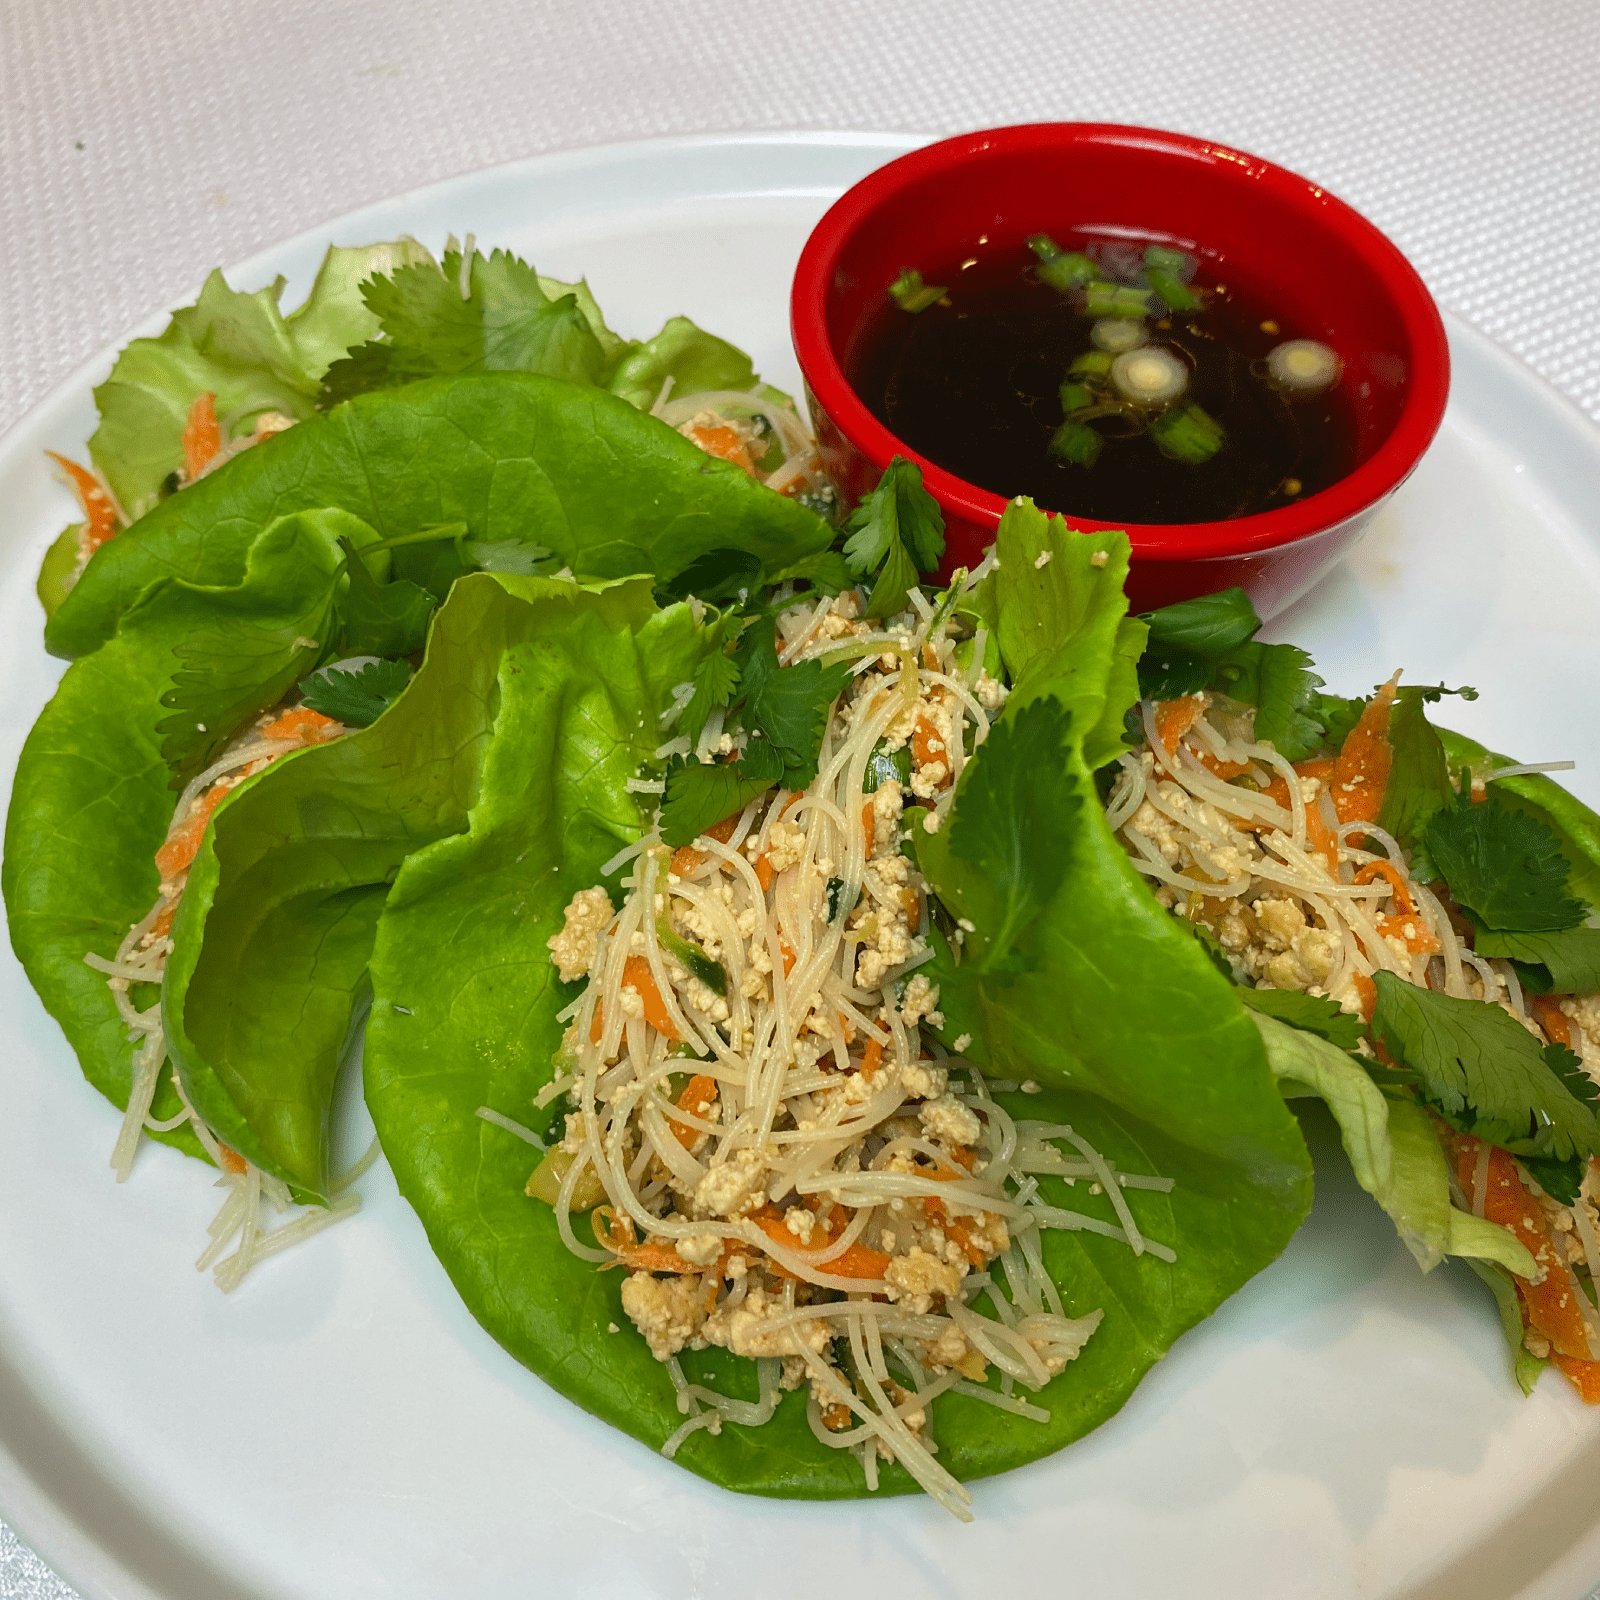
{"left": 3, "top": 132, "right": 1600, "bottom": 1600}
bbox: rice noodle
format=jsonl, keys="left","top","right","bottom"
{"left": 533, "top": 590, "right": 1171, "bottom": 1515}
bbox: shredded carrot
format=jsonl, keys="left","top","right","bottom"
{"left": 667, "top": 1074, "right": 718, "bottom": 1149}
{"left": 754, "top": 854, "right": 775, "bottom": 893}
{"left": 622, "top": 955, "right": 679, "bottom": 1041}
{"left": 911, "top": 716, "right": 950, "bottom": 784}
{"left": 836, "top": 1010, "right": 855, "bottom": 1044}
{"left": 921, "top": 643, "right": 940, "bottom": 670}
{"left": 860, "top": 1036, "right": 883, "bottom": 1075}
{"left": 670, "top": 812, "right": 740, "bottom": 878}
{"left": 1352, "top": 971, "right": 1377, "bottom": 1023}
{"left": 1449, "top": 1135, "right": 1595, "bottom": 1363}
{"left": 1256, "top": 756, "right": 1336, "bottom": 813}
{"left": 901, "top": 887, "right": 921, "bottom": 925}
{"left": 1553, "top": 1353, "right": 1600, "bottom": 1404}
{"left": 922, "top": 1197, "right": 989, "bottom": 1267}
{"left": 154, "top": 784, "right": 230, "bottom": 878}
{"left": 1197, "top": 749, "right": 1253, "bottom": 781}
{"left": 1153, "top": 695, "right": 1204, "bottom": 755}
{"left": 754, "top": 1213, "right": 891, "bottom": 1280}
{"left": 779, "top": 934, "right": 796, "bottom": 977}
{"left": 1330, "top": 672, "right": 1400, "bottom": 827}
{"left": 45, "top": 451, "right": 119, "bottom": 555}
{"left": 260, "top": 706, "right": 340, "bottom": 743}
{"left": 217, "top": 1144, "right": 248, "bottom": 1176}
{"left": 181, "top": 391, "right": 221, "bottom": 482}
{"left": 589, "top": 996, "right": 604, "bottom": 1044}
{"left": 686, "top": 423, "right": 756, "bottom": 476}
{"left": 1357, "top": 861, "right": 1440, "bottom": 952}
{"left": 1530, "top": 994, "right": 1573, "bottom": 1049}
{"left": 150, "top": 899, "right": 177, "bottom": 939}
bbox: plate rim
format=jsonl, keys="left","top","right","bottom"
{"left": 2, "top": 126, "right": 1599, "bottom": 1600}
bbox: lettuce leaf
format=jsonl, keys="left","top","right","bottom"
{"left": 89, "top": 242, "right": 428, "bottom": 519}
{"left": 1250, "top": 1012, "right": 1537, "bottom": 1278}
{"left": 2, "top": 512, "right": 365, "bottom": 1158}
{"left": 47, "top": 372, "right": 832, "bottom": 662}
{"left": 162, "top": 572, "right": 700, "bottom": 1201}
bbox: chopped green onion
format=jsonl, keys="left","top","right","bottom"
{"left": 1146, "top": 269, "right": 1200, "bottom": 312}
{"left": 1150, "top": 404, "right": 1225, "bottom": 464}
{"left": 1091, "top": 317, "right": 1148, "bottom": 353}
{"left": 1049, "top": 419, "right": 1104, "bottom": 468}
{"left": 1266, "top": 339, "right": 1342, "bottom": 393}
{"left": 1110, "top": 347, "right": 1189, "bottom": 406}
{"left": 655, "top": 915, "right": 727, "bottom": 995}
{"left": 1058, "top": 381, "right": 1094, "bottom": 414}
{"left": 889, "top": 268, "right": 947, "bottom": 313}
{"left": 1143, "top": 245, "right": 1193, "bottom": 276}
{"left": 826, "top": 876, "right": 860, "bottom": 922}
{"left": 1027, "top": 233, "right": 1101, "bottom": 292}
{"left": 865, "top": 741, "right": 913, "bottom": 793}
{"left": 1083, "top": 282, "right": 1152, "bottom": 319}
{"left": 1069, "top": 350, "right": 1115, "bottom": 378}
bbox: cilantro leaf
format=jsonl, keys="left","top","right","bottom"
{"left": 1519, "top": 1154, "right": 1588, "bottom": 1207}
{"left": 658, "top": 742, "right": 784, "bottom": 848}
{"left": 660, "top": 548, "right": 763, "bottom": 604}
{"left": 680, "top": 648, "right": 741, "bottom": 749}
{"left": 1211, "top": 642, "right": 1325, "bottom": 759}
{"left": 318, "top": 249, "right": 604, "bottom": 406}
{"left": 940, "top": 696, "right": 1080, "bottom": 974}
{"left": 1370, "top": 971, "right": 1600, "bottom": 1160}
{"left": 461, "top": 539, "right": 556, "bottom": 576}
{"left": 157, "top": 619, "right": 329, "bottom": 787}
{"left": 1136, "top": 587, "right": 1260, "bottom": 699}
{"left": 842, "top": 457, "right": 945, "bottom": 618}
{"left": 334, "top": 537, "right": 435, "bottom": 658}
{"left": 1472, "top": 925, "right": 1600, "bottom": 994}
{"left": 1239, "top": 986, "right": 1367, "bottom": 1050}
{"left": 1426, "top": 789, "right": 1586, "bottom": 933}
{"left": 750, "top": 655, "right": 855, "bottom": 789}
{"left": 298, "top": 658, "right": 413, "bottom": 727}
{"left": 769, "top": 550, "right": 854, "bottom": 595}
{"left": 1307, "top": 690, "right": 1366, "bottom": 751}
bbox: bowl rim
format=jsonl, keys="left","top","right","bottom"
{"left": 790, "top": 120, "right": 1451, "bottom": 560}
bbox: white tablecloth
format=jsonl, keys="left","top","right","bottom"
{"left": 4, "top": 1, "right": 1600, "bottom": 1595}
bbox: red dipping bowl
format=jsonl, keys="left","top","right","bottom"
{"left": 791, "top": 124, "right": 1450, "bottom": 618}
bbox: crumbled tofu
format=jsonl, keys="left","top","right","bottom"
{"left": 765, "top": 821, "right": 807, "bottom": 874}
{"left": 918, "top": 1092, "right": 982, "bottom": 1147}
{"left": 900, "top": 1059, "right": 949, "bottom": 1101}
{"left": 620, "top": 1270, "right": 707, "bottom": 1360}
{"left": 1089, "top": 549, "right": 1108, "bottom": 568}
{"left": 899, "top": 972, "right": 943, "bottom": 1029}
{"left": 884, "top": 1247, "right": 963, "bottom": 1314}
{"left": 784, "top": 1206, "right": 816, "bottom": 1244}
{"left": 546, "top": 886, "right": 613, "bottom": 981}
{"left": 693, "top": 1148, "right": 768, "bottom": 1219}
{"left": 703, "top": 1283, "right": 831, "bottom": 1360}
{"left": 1033, "top": 548, "right": 1053, "bottom": 569}
{"left": 676, "top": 1230, "right": 725, "bottom": 1266}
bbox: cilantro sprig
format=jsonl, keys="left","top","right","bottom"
{"left": 299, "top": 658, "right": 413, "bottom": 727}
{"left": 842, "top": 457, "right": 945, "bottom": 619}
{"left": 1370, "top": 971, "right": 1600, "bottom": 1161}
{"left": 658, "top": 612, "right": 854, "bottom": 847}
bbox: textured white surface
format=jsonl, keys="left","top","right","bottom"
{"left": 4, "top": 4, "right": 1600, "bottom": 1598}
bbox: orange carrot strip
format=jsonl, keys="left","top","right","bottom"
{"left": 754, "top": 855, "right": 775, "bottom": 893}
{"left": 1153, "top": 695, "right": 1204, "bottom": 755}
{"left": 687, "top": 423, "right": 756, "bottom": 475}
{"left": 779, "top": 934, "right": 796, "bottom": 977}
{"left": 45, "top": 451, "right": 119, "bottom": 555}
{"left": 154, "top": 784, "right": 230, "bottom": 878}
{"left": 1450, "top": 1136, "right": 1595, "bottom": 1362}
{"left": 670, "top": 812, "right": 740, "bottom": 878}
{"left": 1330, "top": 672, "right": 1401, "bottom": 826}
{"left": 1353, "top": 859, "right": 1417, "bottom": 916}
{"left": 1352, "top": 971, "right": 1377, "bottom": 1023}
{"left": 912, "top": 716, "right": 950, "bottom": 783}
{"left": 589, "top": 996, "right": 604, "bottom": 1044}
{"left": 862, "top": 800, "right": 875, "bottom": 856}
{"left": 217, "top": 1144, "right": 248, "bottom": 1176}
{"left": 1553, "top": 1353, "right": 1600, "bottom": 1405}
{"left": 922, "top": 1196, "right": 988, "bottom": 1267}
{"left": 1530, "top": 994, "right": 1573, "bottom": 1049}
{"left": 181, "top": 392, "right": 221, "bottom": 482}
{"left": 1197, "top": 749, "right": 1253, "bottom": 781}
{"left": 667, "top": 1073, "right": 718, "bottom": 1149}
{"left": 260, "top": 706, "right": 340, "bottom": 743}
{"left": 620, "top": 955, "right": 679, "bottom": 1042}
{"left": 860, "top": 1036, "right": 883, "bottom": 1075}
{"left": 754, "top": 1214, "right": 891, "bottom": 1280}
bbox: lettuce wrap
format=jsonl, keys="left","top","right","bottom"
{"left": 345, "top": 504, "right": 1312, "bottom": 1500}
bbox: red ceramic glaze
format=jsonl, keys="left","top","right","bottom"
{"left": 791, "top": 124, "right": 1450, "bottom": 618}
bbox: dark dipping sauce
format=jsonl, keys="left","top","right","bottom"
{"left": 850, "top": 234, "right": 1358, "bottom": 525}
